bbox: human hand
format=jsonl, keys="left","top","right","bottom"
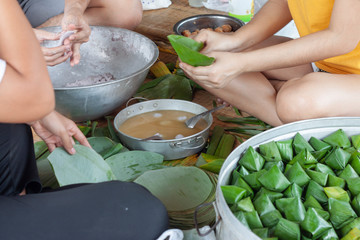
{"left": 179, "top": 51, "right": 244, "bottom": 89}
{"left": 30, "top": 111, "right": 91, "bottom": 154}
{"left": 33, "top": 29, "right": 73, "bottom": 66}
{"left": 61, "top": 10, "right": 91, "bottom": 66}
{"left": 193, "top": 29, "right": 238, "bottom": 54}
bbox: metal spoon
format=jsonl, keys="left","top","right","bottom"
{"left": 185, "top": 104, "right": 226, "bottom": 129}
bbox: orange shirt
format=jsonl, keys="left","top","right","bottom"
{"left": 287, "top": 0, "right": 360, "bottom": 74}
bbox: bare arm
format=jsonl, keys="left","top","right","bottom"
{"left": 0, "top": 0, "right": 55, "bottom": 123}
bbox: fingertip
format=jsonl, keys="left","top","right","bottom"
{"left": 69, "top": 147, "right": 76, "bottom": 155}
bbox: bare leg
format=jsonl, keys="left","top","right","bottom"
{"left": 38, "top": 0, "right": 142, "bottom": 29}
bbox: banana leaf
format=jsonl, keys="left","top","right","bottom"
{"left": 300, "top": 207, "right": 332, "bottom": 239}
{"left": 254, "top": 188, "right": 283, "bottom": 203}
{"left": 233, "top": 211, "right": 250, "bottom": 228}
{"left": 325, "top": 147, "right": 351, "bottom": 170}
{"left": 34, "top": 141, "right": 48, "bottom": 159}
{"left": 318, "top": 228, "right": 338, "bottom": 240}
{"left": 285, "top": 162, "right": 311, "bottom": 187}
{"left": 339, "top": 165, "right": 359, "bottom": 181}
{"left": 351, "top": 134, "right": 360, "bottom": 150}
{"left": 105, "top": 150, "right": 164, "bottom": 181}
{"left": 328, "top": 198, "right": 357, "bottom": 229}
{"left": 313, "top": 208, "right": 330, "bottom": 221}
{"left": 305, "top": 169, "right": 328, "bottom": 187}
{"left": 284, "top": 164, "right": 292, "bottom": 175}
{"left": 324, "top": 186, "right": 350, "bottom": 202}
{"left": 309, "top": 136, "right": 332, "bottom": 151}
{"left": 231, "top": 169, "right": 241, "bottom": 185}
{"left": 100, "top": 143, "right": 123, "bottom": 159}
{"left": 48, "top": 145, "right": 116, "bottom": 187}
{"left": 232, "top": 196, "right": 255, "bottom": 212}
{"left": 167, "top": 35, "right": 215, "bottom": 67}
{"left": 238, "top": 146, "right": 265, "bottom": 172}
{"left": 233, "top": 176, "right": 254, "bottom": 198}
{"left": 350, "top": 152, "right": 360, "bottom": 175}
{"left": 352, "top": 195, "right": 360, "bottom": 216}
{"left": 340, "top": 218, "right": 360, "bottom": 237}
{"left": 239, "top": 166, "right": 250, "bottom": 177}
{"left": 274, "top": 218, "right": 301, "bottom": 240}
{"left": 305, "top": 180, "right": 328, "bottom": 204}
{"left": 254, "top": 194, "right": 277, "bottom": 216}
{"left": 244, "top": 211, "right": 264, "bottom": 229}
{"left": 293, "top": 132, "right": 315, "bottom": 155}
{"left": 316, "top": 163, "right": 336, "bottom": 176}
{"left": 258, "top": 165, "right": 290, "bottom": 192}
{"left": 328, "top": 174, "right": 346, "bottom": 188}
{"left": 323, "top": 129, "right": 351, "bottom": 148}
{"left": 283, "top": 183, "right": 303, "bottom": 198}
{"left": 289, "top": 149, "right": 318, "bottom": 169}
{"left": 253, "top": 228, "right": 269, "bottom": 238}
{"left": 259, "top": 141, "right": 282, "bottom": 162}
{"left": 311, "top": 149, "right": 330, "bottom": 162}
{"left": 134, "top": 74, "right": 193, "bottom": 101}
{"left": 347, "top": 178, "right": 360, "bottom": 196}
{"left": 264, "top": 161, "right": 285, "bottom": 172}
{"left": 275, "top": 198, "right": 295, "bottom": 214}
{"left": 243, "top": 169, "right": 267, "bottom": 191}
{"left": 260, "top": 210, "right": 282, "bottom": 228}
{"left": 199, "top": 159, "right": 224, "bottom": 174}
{"left": 284, "top": 197, "right": 306, "bottom": 223}
{"left": 276, "top": 139, "right": 293, "bottom": 163}
{"left": 87, "top": 137, "right": 115, "bottom": 154}
{"left": 304, "top": 195, "right": 324, "bottom": 210}
{"left": 221, "top": 185, "right": 247, "bottom": 205}
{"left": 341, "top": 227, "right": 360, "bottom": 240}
{"left": 36, "top": 151, "right": 59, "bottom": 189}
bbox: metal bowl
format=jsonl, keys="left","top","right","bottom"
{"left": 113, "top": 99, "right": 212, "bottom": 160}
{"left": 173, "top": 14, "right": 244, "bottom": 35}
{"left": 41, "top": 26, "right": 158, "bottom": 121}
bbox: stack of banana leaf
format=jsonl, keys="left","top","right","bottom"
{"left": 221, "top": 129, "right": 360, "bottom": 239}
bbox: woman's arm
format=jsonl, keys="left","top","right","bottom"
{"left": 0, "top": 0, "right": 55, "bottom": 123}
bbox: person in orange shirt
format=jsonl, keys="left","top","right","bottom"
{"left": 180, "top": 0, "right": 360, "bottom": 127}
{"left": 18, "top": 0, "right": 143, "bottom": 66}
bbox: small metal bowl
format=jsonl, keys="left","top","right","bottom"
{"left": 173, "top": 14, "right": 244, "bottom": 35}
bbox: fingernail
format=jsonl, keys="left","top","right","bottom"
{"left": 70, "top": 148, "right": 76, "bottom": 154}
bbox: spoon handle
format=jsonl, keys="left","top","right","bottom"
{"left": 186, "top": 104, "right": 226, "bottom": 128}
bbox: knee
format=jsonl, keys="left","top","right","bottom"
{"left": 105, "top": 0, "right": 143, "bottom": 29}
{"left": 276, "top": 75, "right": 322, "bottom": 123}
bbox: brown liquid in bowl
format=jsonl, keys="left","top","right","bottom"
{"left": 118, "top": 110, "right": 208, "bottom": 140}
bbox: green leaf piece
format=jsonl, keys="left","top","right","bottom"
{"left": 339, "top": 164, "right": 359, "bottom": 181}
{"left": 233, "top": 211, "right": 250, "bottom": 228}
{"left": 221, "top": 185, "right": 247, "bottom": 205}
{"left": 199, "top": 159, "right": 225, "bottom": 174}
{"left": 253, "top": 228, "right": 269, "bottom": 238}
{"left": 309, "top": 136, "right": 332, "bottom": 151}
{"left": 244, "top": 211, "right": 263, "bottom": 229}
{"left": 233, "top": 196, "right": 255, "bottom": 212}
{"left": 347, "top": 178, "right": 360, "bottom": 196}
{"left": 305, "top": 180, "right": 328, "bottom": 204}
{"left": 341, "top": 227, "right": 360, "bottom": 240}
{"left": 258, "top": 165, "right": 290, "bottom": 192}
{"left": 233, "top": 176, "right": 254, "bottom": 198}
{"left": 284, "top": 197, "right": 306, "bottom": 223}
{"left": 304, "top": 195, "right": 324, "bottom": 210}
{"left": 293, "top": 132, "right": 315, "bottom": 155}
{"left": 238, "top": 146, "right": 265, "bottom": 172}
{"left": 100, "top": 143, "right": 123, "bottom": 159}
{"left": 261, "top": 210, "right": 282, "bottom": 228}
{"left": 350, "top": 152, "right": 360, "bottom": 175}
{"left": 275, "top": 197, "right": 295, "bottom": 214}
{"left": 351, "top": 134, "right": 360, "bottom": 150}
{"left": 253, "top": 194, "right": 276, "bottom": 216}
{"left": 36, "top": 151, "right": 58, "bottom": 189}
{"left": 285, "top": 162, "right": 311, "bottom": 187}
{"left": 276, "top": 139, "right": 293, "bottom": 163}
{"left": 243, "top": 169, "right": 267, "bottom": 191}
{"left": 105, "top": 150, "right": 164, "bottom": 181}
{"left": 313, "top": 208, "right": 330, "bottom": 221}
{"left": 324, "top": 186, "right": 350, "bottom": 202}
{"left": 328, "top": 198, "right": 357, "bottom": 229}
{"left": 167, "top": 35, "right": 215, "bottom": 67}
{"left": 306, "top": 169, "right": 328, "bottom": 187}
{"left": 316, "top": 163, "right": 336, "bottom": 176}
{"left": 289, "top": 149, "right": 318, "bottom": 168}
{"left": 239, "top": 166, "right": 250, "bottom": 177}
{"left": 327, "top": 174, "right": 346, "bottom": 188}
{"left": 318, "top": 228, "right": 338, "bottom": 240}
{"left": 340, "top": 218, "right": 360, "bottom": 237}
{"left": 259, "top": 141, "right": 282, "bottom": 162}
{"left": 274, "top": 218, "right": 301, "bottom": 240}
{"left": 264, "top": 161, "right": 285, "bottom": 172}
{"left": 34, "top": 141, "right": 48, "bottom": 159}
{"left": 300, "top": 207, "right": 332, "bottom": 239}
{"left": 254, "top": 188, "right": 283, "bottom": 203}
{"left": 323, "top": 129, "right": 351, "bottom": 148}
{"left": 283, "top": 183, "right": 303, "bottom": 198}
{"left": 48, "top": 145, "right": 116, "bottom": 187}
{"left": 325, "top": 147, "right": 351, "bottom": 170}
{"left": 351, "top": 194, "right": 360, "bottom": 216}
{"left": 87, "top": 136, "right": 115, "bottom": 154}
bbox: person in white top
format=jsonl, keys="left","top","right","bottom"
{"left": 0, "top": 1, "right": 168, "bottom": 239}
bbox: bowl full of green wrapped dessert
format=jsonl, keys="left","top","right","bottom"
{"left": 214, "top": 117, "right": 360, "bottom": 240}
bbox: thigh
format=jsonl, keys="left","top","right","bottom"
{"left": 0, "top": 124, "right": 41, "bottom": 196}
{"left": 0, "top": 181, "right": 168, "bottom": 240}
{"left": 18, "top": 0, "right": 65, "bottom": 28}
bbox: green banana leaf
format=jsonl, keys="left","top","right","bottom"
{"left": 323, "top": 129, "right": 351, "bottom": 148}
{"left": 238, "top": 146, "right": 265, "bottom": 172}
{"left": 318, "top": 228, "right": 338, "bottom": 240}
{"left": 239, "top": 166, "right": 250, "bottom": 177}
{"left": 351, "top": 134, "right": 360, "bottom": 150}
{"left": 253, "top": 194, "right": 276, "bottom": 216}
{"left": 341, "top": 227, "right": 360, "bottom": 240}
{"left": 253, "top": 228, "right": 269, "bottom": 238}
{"left": 233, "top": 176, "right": 254, "bottom": 198}
{"left": 284, "top": 197, "right": 306, "bottom": 223}
{"left": 283, "top": 183, "right": 303, "bottom": 198}
{"left": 254, "top": 188, "right": 283, "bottom": 203}
{"left": 316, "top": 163, "right": 336, "bottom": 176}
{"left": 324, "top": 186, "right": 350, "bottom": 202}
{"left": 304, "top": 195, "right": 324, "bottom": 210}
{"left": 275, "top": 198, "right": 295, "bottom": 214}
{"left": 260, "top": 210, "right": 282, "bottom": 228}
{"left": 300, "top": 207, "right": 332, "bottom": 239}
{"left": 233, "top": 211, "right": 250, "bottom": 228}
{"left": 36, "top": 151, "right": 58, "bottom": 189}
{"left": 285, "top": 162, "right": 311, "bottom": 187}
{"left": 313, "top": 208, "right": 330, "bottom": 221}
{"left": 328, "top": 174, "right": 346, "bottom": 188}
{"left": 275, "top": 139, "right": 293, "bottom": 163}
{"left": 48, "top": 145, "right": 116, "bottom": 187}
{"left": 350, "top": 152, "right": 360, "bottom": 175}
{"left": 87, "top": 136, "right": 116, "bottom": 154}
{"left": 309, "top": 136, "right": 332, "bottom": 151}
{"left": 340, "top": 218, "right": 360, "bottom": 237}
{"left": 232, "top": 196, "right": 255, "bottom": 212}
{"left": 324, "top": 147, "right": 351, "bottom": 170}
{"left": 34, "top": 141, "right": 48, "bottom": 159}
{"left": 105, "top": 150, "right": 164, "bottom": 181}
{"left": 328, "top": 198, "right": 357, "bottom": 229}
{"left": 293, "top": 132, "right": 315, "bottom": 155}
{"left": 352, "top": 195, "right": 360, "bottom": 216}
{"left": 259, "top": 141, "right": 282, "bottom": 162}
{"left": 264, "top": 161, "right": 285, "bottom": 172}
{"left": 288, "top": 149, "right": 318, "bottom": 169}
{"left": 199, "top": 159, "right": 225, "bottom": 174}
{"left": 221, "top": 185, "right": 247, "bottom": 205}
{"left": 305, "top": 169, "right": 328, "bottom": 187}
{"left": 244, "top": 211, "right": 263, "bottom": 229}
{"left": 305, "top": 180, "right": 328, "bottom": 204}
{"left": 258, "top": 165, "right": 290, "bottom": 192}
{"left": 274, "top": 218, "right": 301, "bottom": 240}
{"left": 347, "top": 178, "right": 360, "bottom": 196}
{"left": 167, "top": 34, "right": 215, "bottom": 67}
{"left": 339, "top": 164, "right": 359, "bottom": 181}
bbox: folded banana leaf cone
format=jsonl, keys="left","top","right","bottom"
{"left": 134, "top": 166, "right": 217, "bottom": 230}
